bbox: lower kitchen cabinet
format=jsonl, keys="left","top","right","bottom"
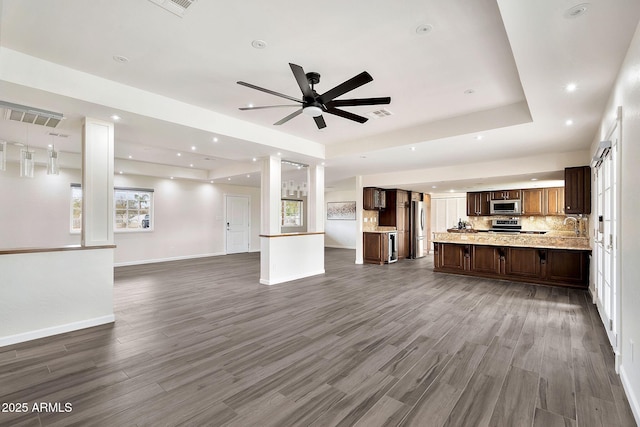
{"left": 363, "top": 232, "right": 389, "bottom": 265}
{"left": 434, "top": 242, "right": 589, "bottom": 288}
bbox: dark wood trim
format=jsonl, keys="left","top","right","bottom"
{"left": 0, "top": 244, "right": 117, "bottom": 256}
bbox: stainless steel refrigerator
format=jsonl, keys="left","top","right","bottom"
{"left": 410, "top": 200, "right": 425, "bottom": 258}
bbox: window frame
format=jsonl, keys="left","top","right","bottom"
{"left": 280, "top": 199, "right": 304, "bottom": 228}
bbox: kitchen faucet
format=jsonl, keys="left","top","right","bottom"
{"left": 564, "top": 216, "right": 580, "bottom": 236}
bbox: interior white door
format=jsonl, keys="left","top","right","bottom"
{"left": 594, "top": 121, "right": 619, "bottom": 353}
{"left": 226, "top": 195, "right": 250, "bottom": 254}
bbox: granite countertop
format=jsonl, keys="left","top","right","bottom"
{"left": 432, "top": 231, "right": 591, "bottom": 251}
{"left": 364, "top": 228, "right": 397, "bottom": 233}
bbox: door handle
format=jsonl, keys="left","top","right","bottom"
{"left": 226, "top": 222, "right": 230, "bottom": 231}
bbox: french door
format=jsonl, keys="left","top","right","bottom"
{"left": 594, "top": 114, "right": 620, "bottom": 364}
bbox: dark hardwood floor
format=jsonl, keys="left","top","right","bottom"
{"left": 0, "top": 248, "right": 636, "bottom": 426}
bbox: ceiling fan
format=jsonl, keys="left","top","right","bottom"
{"left": 237, "top": 63, "right": 391, "bottom": 129}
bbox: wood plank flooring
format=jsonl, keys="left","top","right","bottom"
{"left": 0, "top": 248, "right": 636, "bottom": 427}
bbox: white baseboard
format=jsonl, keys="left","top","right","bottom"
{"left": 0, "top": 315, "right": 115, "bottom": 348}
{"left": 260, "top": 269, "right": 326, "bottom": 285}
{"left": 620, "top": 365, "right": 640, "bottom": 425}
{"left": 115, "top": 252, "right": 225, "bottom": 267}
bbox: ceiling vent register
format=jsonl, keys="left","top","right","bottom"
{"left": 148, "top": 0, "right": 197, "bottom": 17}
{"left": 0, "top": 101, "right": 63, "bottom": 128}
{"left": 368, "top": 108, "right": 393, "bottom": 119}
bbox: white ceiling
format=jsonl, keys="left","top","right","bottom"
{"left": 0, "top": 0, "right": 638, "bottom": 193}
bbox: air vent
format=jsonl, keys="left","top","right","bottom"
{"left": 368, "top": 108, "right": 394, "bottom": 119}
{"left": 148, "top": 0, "right": 197, "bottom": 17}
{"left": 0, "top": 101, "right": 63, "bottom": 128}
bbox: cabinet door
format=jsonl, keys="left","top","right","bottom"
{"left": 471, "top": 245, "right": 500, "bottom": 274}
{"left": 506, "top": 247, "right": 542, "bottom": 278}
{"left": 545, "top": 249, "right": 589, "bottom": 287}
{"left": 479, "top": 192, "right": 491, "bottom": 215}
{"left": 398, "top": 231, "right": 410, "bottom": 259}
{"left": 467, "top": 192, "right": 480, "bottom": 216}
{"left": 522, "top": 189, "right": 544, "bottom": 215}
{"left": 439, "top": 244, "right": 468, "bottom": 270}
{"left": 363, "top": 233, "right": 384, "bottom": 264}
{"left": 565, "top": 166, "right": 591, "bottom": 214}
{"left": 506, "top": 190, "right": 521, "bottom": 200}
{"left": 545, "top": 187, "right": 565, "bottom": 215}
{"left": 363, "top": 188, "right": 375, "bottom": 210}
{"left": 491, "top": 191, "right": 505, "bottom": 200}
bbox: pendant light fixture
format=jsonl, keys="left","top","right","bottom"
{"left": 0, "top": 140, "right": 6, "bottom": 171}
{"left": 47, "top": 144, "right": 59, "bottom": 175}
{"left": 20, "top": 147, "right": 35, "bottom": 178}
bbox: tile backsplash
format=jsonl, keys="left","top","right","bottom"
{"left": 467, "top": 215, "right": 589, "bottom": 234}
{"left": 362, "top": 210, "right": 379, "bottom": 231}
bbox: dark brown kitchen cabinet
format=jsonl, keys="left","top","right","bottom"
{"left": 505, "top": 247, "right": 542, "bottom": 279}
{"left": 363, "top": 187, "right": 386, "bottom": 210}
{"left": 471, "top": 245, "right": 503, "bottom": 274}
{"left": 545, "top": 187, "right": 565, "bottom": 215}
{"left": 491, "top": 190, "right": 521, "bottom": 200}
{"left": 467, "top": 191, "right": 491, "bottom": 216}
{"left": 564, "top": 166, "right": 591, "bottom": 214}
{"left": 363, "top": 232, "right": 389, "bottom": 265}
{"left": 379, "top": 189, "right": 410, "bottom": 259}
{"left": 522, "top": 189, "right": 544, "bottom": 215}
{"left": 434, "top": 242, "right": 589, "bottom": 288}
{"left": 434, "top": 243, "right": 469, "bottom": 271}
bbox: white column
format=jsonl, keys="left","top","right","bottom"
{"left": 307, "top": 164, "right": 324, "bottom": 232}
{"left": 81, "top": 117, "right": 114, "bottom": 246}
{"left": 260, "top": 156, "right": 281, "bottom": 235}
{"left": 355, "top": 175, "right": 364, "bottom": 264}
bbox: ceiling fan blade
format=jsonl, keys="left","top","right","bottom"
{"left": 237, "top": 81, "right": 302, "bottom": 103}
{"left": 239, "top": 105, "right": 300, "bottom": 110}
{"left": 318, "top": 71, "right": 373, "bottom": 104}
{"left": 290, "top": 63, "right": 314, "bottom": 99}
{"left": 314, "top": 115, "right": 327, "bottom": 129}
{"left": 325, "top": 107, "right": 368, "bottom": 124}
{"left": 325, "top": 97, "right": 391, "bottom": 108}
{"left": 274, "top": 109, "right": 303, "bottom": 125}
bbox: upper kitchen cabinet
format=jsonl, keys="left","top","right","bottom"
{"left": 564, "top": 166, "right": 591, "bottom": 214}
{"left": 522, "top": 189, "right": 544, "bottom": 215}
{"left": 363, "top": 187, "right": 386, "bottom": 210}
{"left": 545, "top": 187, "right": 565, "bottom": 216}
{"left": 467, "top": 192, "right": 491, "bottom": 216}
{"left": 491, "top": 190, "right": 521, "bottom": 200}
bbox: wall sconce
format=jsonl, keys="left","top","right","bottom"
{"left": 20, "top": 147, "right": 35, "bottom": 178}
{"left": 0, "top": 141, "right": 6, "bottom": 171}
{"left": 47, "top": 145, "right": 59, "bottom": 175}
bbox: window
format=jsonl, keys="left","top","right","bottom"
{"left": 70, "top": 185, "right": 153, "bottom": 232}
{"left": 115, "top": 189, "right": 152, "bottom": 230}
{"left": 281, "top": 199, "right": 303, "bottom": 227}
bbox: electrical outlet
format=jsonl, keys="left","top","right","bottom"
{"left": 364, "top": 218, "right": 368, "bottom": 223}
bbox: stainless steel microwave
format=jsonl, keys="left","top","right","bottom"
{"left": 490, "top": 199, "right": 522, "bottom": 215}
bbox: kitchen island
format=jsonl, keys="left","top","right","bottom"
{"left": 432, "top": 231, "right": 591, "bottom": 288}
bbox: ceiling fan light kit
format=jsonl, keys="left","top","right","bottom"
{"left": 237, "top": 63, "right": 391, "bottom": 129}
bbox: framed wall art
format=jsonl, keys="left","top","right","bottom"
{"left": 327, "top": 201, "right": 356, "bottom": 220}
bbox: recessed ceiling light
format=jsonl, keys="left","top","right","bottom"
{"left": 564, "top": 3, "right": 589, "bottom": 19}
{"left": 177, "top": 152, "right": 182, "bottom": 156}
{"left": 565, "top": 119, "right": 574, "bottom": 126}
{"left": 531, "top": 178, "right": 538, "bottom": 181}
{"left": 47, "top": 144, "right": 53, "bottom": 148}
{"left": 210, "top": 180, "right": 214, "bottom": 184}
{"left": 111, "top": 115, "right": 121, "bottom": 121}
{"left": 228, "top": 177, "right": 231, "bottom": 181}
{"left": 213, "top": 137, "right": 218, "bottom": 142}
{"left": 464, "top": 89, "right": 475, "bottom": 95}
{"left": 252, "top": 157, "right": 257, "bottom": 162}
{"left": 410, "top": 147, "right": 416, "bottom": 151}
{"left": 128, "top": 155, "right": 132, "bottom": 159}
{"left": 565, "top": 83, "right": 577, "bottom": 92}
{"left": 449, "top": 189, "right": 455, "bottom": 193}
{"left": 251, "top": 39, "right": 268, "bottom": 49}
{"left": 248, "top": 104, "right": 254, "bottom": 108}
{"left": 119, "top": 171, "right": 123, "bottom": 174}
{"left": 475, "top": 135, "right": 483, "bottom": 140}
{"left": 170, "top": 176, "right": 174, "bottom": 180}
{"left": 113, "top": 55, "right": 129, "bottom": 63}
{"left": 246, "top": 174, "right": 250, "bottom": 178}
{"left": 277, "top": 152, "right": 282, "bottom": 156}
{"left": 191, "top": 146, "right": 196, "bottom": 151}
{"left": 189, "top": 164, "right": 193, "bottom": 167}
{"left": 415, "top": 24, "right": 433, "bottom": 35}
{"left": 432, "top": 186, "right": 437, "bottom": 189}
{"left": 321, "top": 162, "right": 325, "bottom": 166}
